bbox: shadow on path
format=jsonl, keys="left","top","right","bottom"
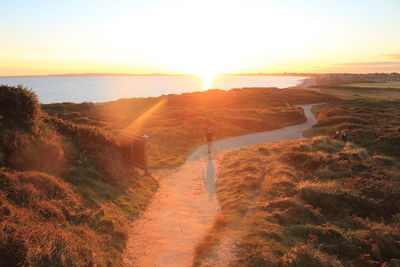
{"left": 123, "top": 103, "right": 323, "bottom": 267}
{"left": 203, "top": 155, "right": 215, "bottom": 201}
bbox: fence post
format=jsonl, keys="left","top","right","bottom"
{"left": 143, "top": 135, "right": 149, "bottom": 176}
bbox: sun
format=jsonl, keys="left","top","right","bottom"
{"left": 202, "top": 74, "right": 215, "bottom": 90}
{"left": 184, "top": 66, "right": 220, "bottom": 90}
{"left": 175, "top": 52, "right": 236, "bottom": 90}
{"left": 185, "top": 66, "right": 224, "bottom": 90}
{"left": 196, "top": 69, "right": 220, "bottom": 90}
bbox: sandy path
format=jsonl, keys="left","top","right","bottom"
{"left": 123, "top": 104, "right": 320, "bottom": 267}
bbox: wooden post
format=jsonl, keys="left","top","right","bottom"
{"left": 143, "top": 134, "right": 149, "bottom": 176}
{"left": 285, "top": 100, "right": 291, "bottom": 109}
{"left": 120, "top": 132, "right": 150, "bottom": 176}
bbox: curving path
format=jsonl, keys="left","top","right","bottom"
{"left": 123, "top": 104, "right": 321, "bottom": 267}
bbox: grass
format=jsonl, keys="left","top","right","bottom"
{"left": 341, "top": 81, "right": 400, "bottom": 89}
{"left": 1, "top": 85, "right": 331, "bottom": 266}
{"left": 43, "top": 87, "right": 334, "bottom": 168}
{"left": 196, "top": 137, "right": 400, "bottom": 266}
{"left": 0, "top": 85, "right": 158, "bottom": 266}
{"left": 310, "top": 103, "right": 329, "bottom": 116}
{"left": 194, "top": 98, "right": 400, "bottom": 266}
{"left": 304, "top": 99, "right": 400, "bottom": 159}
{"left": 314, "top": 83, "right": 400, "bottom": 100}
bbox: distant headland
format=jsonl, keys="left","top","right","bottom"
{"left": 1, "top": 72, "right": 399, "bottom": 79}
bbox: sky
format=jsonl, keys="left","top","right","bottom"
{"left": 1, "top": 0, "right": 400, "bottom": 76}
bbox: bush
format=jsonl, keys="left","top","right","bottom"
{"left": 0, "top": 85, "right": 41, "bottom": 133}
{"left": 0, "top": 85, "right": 158, "bottom": 266}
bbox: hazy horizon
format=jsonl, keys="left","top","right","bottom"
{"left": 0, "top": 74, "right": 306, "bottom": 103}
{"left": 1, "top": 0, "right": 400, "bottom": 78}
{"left": 1, "top": 70, "right": 399, "bottom": 79}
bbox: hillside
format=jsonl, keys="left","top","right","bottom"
{"left": 0, "top": 85, "right": 334, "bottom": 266}
{"left": 43, "top": 87, "right": 334, "bottom": 168}
{"left": 0, "top": 85, "right": 157, "bottom": 266}
{"left": 304, "top": 100, "right": 400, "bottom": 158}
{"left": 195, "top": 99, "right": 400, "bottom": 266}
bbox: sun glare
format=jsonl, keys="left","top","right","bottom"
{"left": 196, "top": 69, "right": 220, "bottom": 90}
{"left": 182, "top": 63, "right": 228, "bottom": 91}
{"left": 202, "top": 74, "right": 215, "bottom": 90}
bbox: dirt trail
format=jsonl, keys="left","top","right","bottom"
{"left": 123, "top": 104, "right": 320, "bottom": 267}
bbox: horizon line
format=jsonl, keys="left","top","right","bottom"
{"left": 1, "top": 71, "right": 400, "bottom": 78}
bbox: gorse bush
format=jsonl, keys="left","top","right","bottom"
{"left": 0, "top": 85, "right": 65, "bottom": 174}
{"left": 0, "top": 118, "right": 64, "bottom": 176}
{"left": 0, "top": 85, "right": 41, "bottom": 133}
{"left": 0, "top": 85, "right": 158, "bottom": 266}
{"left": 43, "top": 114, "right": 117, "bottom": 153}
{"left": 6, "top": 130, "right": 65, "bottom": 174}
{"left": 43, "top": 115, "right": 132, "bottom": 185}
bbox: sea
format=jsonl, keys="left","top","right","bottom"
{"left": 0, "top": 75, "right": 306, "bottom": 104}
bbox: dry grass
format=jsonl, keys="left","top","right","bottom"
{"left": 43, "top": 87, "right": 334, "bottom": 168}
{"left": 316, "top": 85, "right": 400, "bottom": 100}
{"left": 196, "top": 136, "right": 400, "bottom": 266}
{"left": 0, "top": 170, "right": 101, "bottom": 266}
{"left": 0, "top": 85, "right": 158, "bottom": 266}
{"left": 340, "top": 81, "right": 400, "bottom": 89}
{"left": 304, "top": 99, "right": 400, "bottom": 159}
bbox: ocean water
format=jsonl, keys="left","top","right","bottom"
{"left": 0, "top": 75, "right": 305, "bottom": 104}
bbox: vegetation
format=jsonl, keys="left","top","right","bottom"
{"left": 304, "top": 100, "right": 400, "bottom": 159}
{"left": 197, "top": 137, "right": 400, "bottom": 266}
{"left": 314, "top": 85, "right": 400, "bottom": 100}
{"left": 0, "top": 84, "right": 332, "bottom": 266}
{"left": 341, "top": 81, "right": 400, "bottom": 89}
{"left": 0, "top": 85, "right": 41, "bottom": 133}
{"left": 195, "top": 98, "right": 400, "bottom": 266}
{"left": 43, "top": 88, "right": 334, "bottom": 168}
{"left": 0, "top": 85, "right": 157, "bottom": 266}
{"left": 3, "top": 81, "right": 399, "bottom": 266}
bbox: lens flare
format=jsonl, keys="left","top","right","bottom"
{"left": 202, "top": 74, "right": 215, "bottom": 90}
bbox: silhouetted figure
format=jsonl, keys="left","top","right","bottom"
{"left": 332, "top": 130, "right": 348, "bottom": 142}
{"left": 332, "top": 131, "right": 341, "bottom": 140}
{"left": 206, "top": 129, "right": 213, "bottom": 154}
{"left": 341, "top": 130, "right": 348, "bottom": 142}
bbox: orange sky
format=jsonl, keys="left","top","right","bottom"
{"left": 1, "top": 0, "right": 400, "bottom": 76}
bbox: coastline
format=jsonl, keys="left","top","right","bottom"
{"left": 1, "top": 75, "right": 308, "bottom": 104}
{"left": 289, "top": 77, "right": 316, "bottom": 89}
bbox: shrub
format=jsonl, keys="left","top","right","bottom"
{"left": 0, "top": 85, "right": 158, "bottom": 266}
{"left": 0, "top": 85, "right": 41, "bottom": 133}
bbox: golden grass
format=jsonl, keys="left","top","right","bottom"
{"left": 0, "top": 85, "right": 158, "bottom": 266}
{"left": 341, "top": 81, "right": 400, "bottom": 89}
{"left": 195, "top": 136, "right": 400, "bottom": 266}
{"left": 43, "top": 87, "right": 335, "bottom": 168}
{"left": 304, "top": 99, "right": 400, "bottom": 159}
{"left": 317, "top": 85, "right": 400, "bottom": 100}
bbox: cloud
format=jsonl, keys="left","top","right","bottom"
{"left": 383, "top": 54, "right": 400, "bottom": 60}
